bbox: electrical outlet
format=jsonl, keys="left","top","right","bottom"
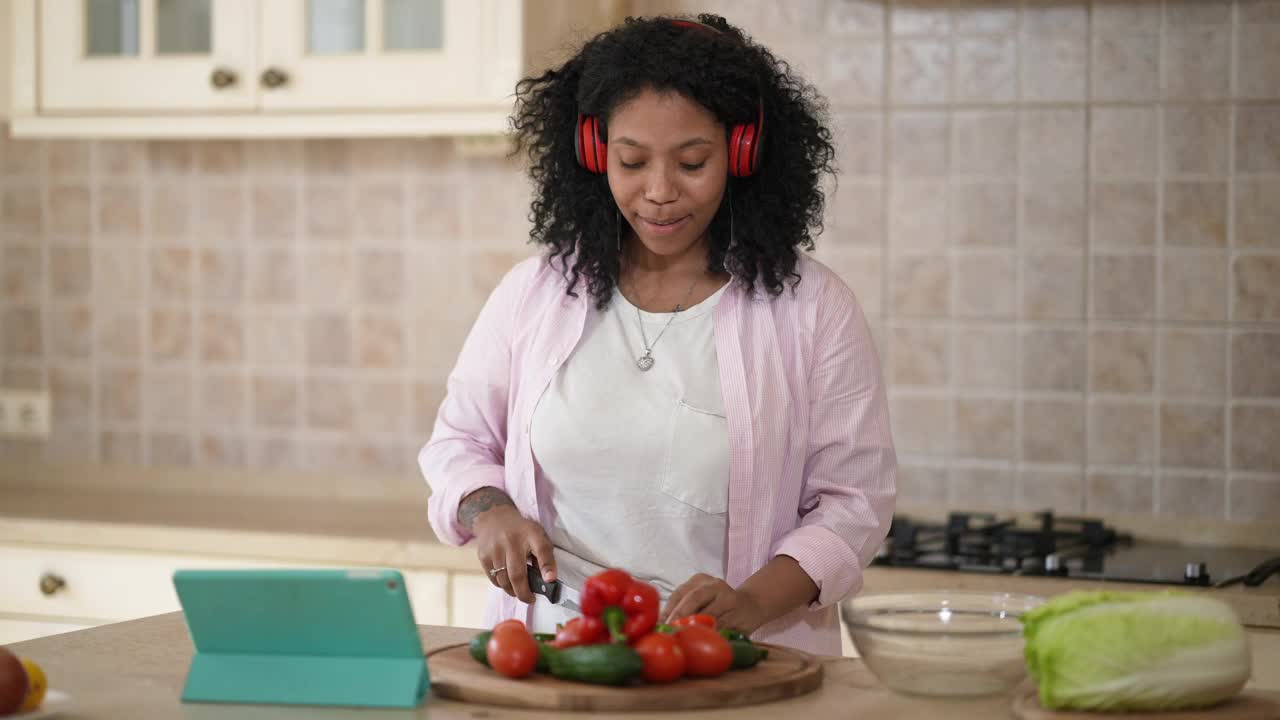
{"left": 0, "top": 389, "right": 51, "bottom": 437}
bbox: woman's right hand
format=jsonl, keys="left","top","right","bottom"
{"left": 464, "top": 491, "right": 557, "bottom": 604}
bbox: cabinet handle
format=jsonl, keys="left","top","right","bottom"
{"left": 210, "top": 67, "right": 237, "bottom": 89}
{"left": 260, "top": 67, "right": 290, "bottom": 89}
{"left": 39, "top": 573, "right": 66, "bottom": 597}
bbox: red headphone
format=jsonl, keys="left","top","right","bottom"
{"left": 574, "top": 20, "right": 765, "bottom": 178}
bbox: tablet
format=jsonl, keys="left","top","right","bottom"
{"left": 173, "top": 568, "right": 429, "bottom": 709}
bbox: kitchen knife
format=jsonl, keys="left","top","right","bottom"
{"left": 525, "top": 562, "right": 562, "bottom": 604}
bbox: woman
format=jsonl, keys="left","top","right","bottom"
{"left": 419, "top": 14, "right": 896, "bottom": 655}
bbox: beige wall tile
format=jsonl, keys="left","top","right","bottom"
{"left": 828, "top": 41, "right": 884, "bottom": 106}
{"left": 248, "top": 435, "right": 297, "bottom": 470}
{"left": 1091, "top": 107, "right": 1157, "bottom": 178}
{"left": 94, "top": 246, "right": 144, "bottom": 303}
{"left": 198, "top": 247, "right": 245, "bottom": 303}
{"left": 891, "top": 2, "right": 950, "bottom": 35}
{"left": 950, "top": 182, "right": 1016, "bottom": 246}
{"left": 1019, "top": 470, "right": 1085, "bottom": 513}
{"left": 99, "top": 141, "right": 145, "bottom": 177}
{"left": 305, "top": 183, "right": 353, "bottom": 241}
{"left": 98, "top": 367, "right": 140, "bottom": 424}
{"left": 1228, "top": 478, "right": 1280, "bottom": 523}
{"left": 358, "top": 312, "right": 407, "bottom": 369}
{"left": 2, "top": 247, "right": 43, "bottom": 300}
{"left": 954, "top": 252, "right": 1016, "bottom": 318}
{"left": 98, "top": 184, "right": 143, "bottom": 238}
{"left": 890, "top": 255, "right": 950, "bottom": 317}
{"left": 1161, "top": 403, "right": 1226, "bottom": 469}
{"left": 1165, "top": 0, "right": 1229, "bottom": 24}
{"left": 954, "top": 36, "right": 1016, "bottom": 103}
{"left": 1158, "top": 473, "right": 1226, "bottom": 519}
{"left": 194, "top": 183, "right": 244, "bottom": 244}
{"left": 1020, "top": 28, "right": 1087, "bottom": 102}
{"left": 1235, "top": 180, "right": 1280, "bottom": 248}
{"left": 1163, "top": 106, "right": 1230, "bottom": 176}
{"left": 96, "top": 308, "right": 142, "bottom": 361}
{"left": 892, "top": 38, "right": 949, "bottom": 103}
{"left": 1163, "top": 181, "right": 1227, "bottom": 247}
{"left": 353, "top": 181, "right": 406, "bottom": 239}
{"left": 251, "top": 184, "right": 297, "bottom": 241}
{"left": 1089, "top": 401, "right": 1155, "bottom": 466}
{"left": 244, "top": 141, "right": 300, "bottom": 176}
{"left": 1232, "top": 405, "right": 1280, "bottom": 471}
{"left": 149, "top": 433, "right": 193, "bottom": 467}
{"left": 890, "top": 394, "right": 951, "bottom": 455}
{"left": 1161, "top": 330, "right": 1227, "bottom": 397}
{"left": 304, "top": 376, "right": 354, "bottom": 430}
{"left": 828, "top": 1, "right": 885, "bottom": 35}
{"left": 1091, "top": 253, "right": 1155, "bottom": 320}
{"left": 197, "top": 142, "right": 243, "bottom": 175}
{"left": 954, "top": 396, "right": 1015, "bottom": 460}
{"left": 45, "top": 429, "right": 95, "bottom": 462}
{"left": 48, "top": 305, "right": 92, "bottom": 360}
{"left": 1237, "top": 25, "right": 1280, "bottom": 99}
{"left": 1086, "top": 472, "right": 1154, "bottom": 515}
{"left": 199, "top": 311, "right": 244, "bottom": 366}
{"left": 1239, "top": 0, "right": 1280, "bottom": 22}
{"left": 827, "top": 181, "right": 885, "bottom": 246}
{"left": 1021, "top": 253, "right": 1084, "bottom": 320}
{"left": 149, "top": 309, "right": 192, "bottom": 363}
{"left": 251, "top": 375, "right": 298, "bottom": 429}
{"left": 954, "top": 5, "right": 1016, "bottom": 33}
{"left": 890, "top": 181, "right": 947, "bottom": 248}
{"left": 145, "top": 369, "right": 192, "bottom": 425}
{"left": 3, "top": 187, "right": 43, "bottom": 237}
{"left": 948, "top": 467, "right": 1016, "bottom": 511}
{"left": 1233, "top": 256, "right": 1280, "bottom": 321}
{"left": 47, "top": 141, "right": 90, "bottom": 177}
{"left": 410, "top": 381, "right": 446, "bottom": 437}
{"left": 101, "top": 431, "right": 142, "bottom": 465}
{"left": 305, "top": 140, "right": 350, "bottom": 175}
{"left": 952, "top": 324, "right": 1017, "bottom": 389}
{"left": 247, "top": 249, "right": 296, "bottom": 304}
{"left": 951, "top": 111, "right": 1018, "bottom": 176}
{"left": 147, "top": 142, "right": 193, "bottom": 174}
{"left": 1232, "top": 332, "right": 1280, "bottom": 398}
{"left": 890, "top": 113, "right": 949, "bottom": 176}
{"left": 894, "top": 464, "right": 949, "bottom": 507}
{"left": 300, "top": 249, "right": 355, "bottom": 306}
{"left": 889, "top": 325, "right": 949, "bottom": 386}
{"left": 149, "top": 185, "right": 191, "bottom": 241}
{"left": 1, "top": 307, "right": 42, "bottom": 358}
{"left": 1162, "top": 253, "right": 1227, "bottom": 322}
{"left": 1236, "top": 104, "right": 1280, "bottom": 173}
{"left": 150, "top": 248, "right": 192, "bottom": 300}
{"left": 358, "top": 250, "right": 406, "bottom": 304}
{"left": 48, "top": 185, "right": 90, "bottom": 236}
{"left": 49, "top": 365, "right": 92, "bottom": 429}
{"left": 246, "top": 313, "right": 301, "bottom": 367}
{"left": 409, "top": 181, "right": 463, "bottom": 242}
{"left": 198, "top": 373, "right": 245, "bottom": 429}
{"left": 821, "top": 249, "right": 883, "bottom": 315}
{"left": 304, "top": 313, "right": 351, "bottom": 368}
{"left": 1021, "top": 109, "right": 1086, "bottom": 177}
{"left": 50, "top": 246, "right": 92, "bottom": 298}
{"left": 198, "top": 434, "right": 246, "bottom": 468}
{"left": 1093, "top": 182, "right": 1155, "bottom": 248}
{"left": 1022, "top": 398, "right": 1085, "bottom": 464}
{"left": 412, "top": 310, "right": 472, "bottom": 378}
{"left": 1022, "top": 327, "right": 1086, "bottom": 392}
{"left": 1163, "top": 26, "right": 1230, "bottom": 99}
{"left": 1091, "top": 328, "right": 1154, "bottom": 393}
{"left": 835, "top": 114, "right": 884, "bottom": 179}
{"left": 355, "top": 379, "right": 407, "bottom": 435}
{"left": 1022, "top": 179, "right": 1086, "bottom": 247}
{"left": 1091, "top": 32, "right": 1159, "bottom": 101}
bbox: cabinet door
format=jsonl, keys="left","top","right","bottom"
{"left": 258, "top": 0, "right": 519, "bottom": 112}
{"left": 40, "top": 0, "right": 257, "bottom": 112}
{"left": 0, "top": 617, "right": 96, "bottom": 645}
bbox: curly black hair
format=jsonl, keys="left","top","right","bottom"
{"left": 510, "top": 13, "right": 838, "bottom": 309}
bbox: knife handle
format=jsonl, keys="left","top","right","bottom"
{"left": 526, "top": 562, "right": 562, "bottom": 604}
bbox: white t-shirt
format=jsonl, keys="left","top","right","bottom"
{"left": 528, "top": 283, "right": 730, "bottom": 633}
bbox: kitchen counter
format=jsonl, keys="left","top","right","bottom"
{"left": 18, "top": 611, "right": 1273, "bottom": 720}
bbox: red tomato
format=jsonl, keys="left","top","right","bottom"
{"left": 674, "top": 625, "right": 733, "bottom": 678}
{"left": 634, "top": 633, "right": 686, "bottom": 684}
{"left": 486, "top": 624, "right": 539, "bottom": 679}
{"left": 0, "top": 646, "right": 27, "bottom": 715}
{"left": 671, "top": 614, "right": 716, "bottom": 629}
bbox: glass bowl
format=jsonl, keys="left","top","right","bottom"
{"left": 839, "top": 591, "right": 1044, "bottom": 698}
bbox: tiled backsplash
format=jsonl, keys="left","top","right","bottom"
{"left": 2, "top": 0, "right": 1278, "bottom": 524}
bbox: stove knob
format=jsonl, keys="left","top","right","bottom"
{"left": 1185, "top": 562, "right": 1210, "bottom": 586}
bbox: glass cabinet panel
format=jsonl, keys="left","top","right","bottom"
{"left": 86, "top": 0, "right": 140, "bottom": 56}
{"left": 309, "top": 0, "right": 365, "bottom": 54}
{"left": 384, "top": 0, "right": 443, "bottom": 51}
{"left": 156, "top": 0, "right": 212, "bottom": 54}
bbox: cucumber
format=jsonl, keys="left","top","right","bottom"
{"left": 729, "top": 639, "right": 767, "bottom": 669}
{"left": 719, "top": 628, "right": 748, "bottom": 642}
{"left": 536, "top": 640, "right": 557, "bottom": 673}
{"left": 469, "top": 631, "right": 492, "bottom": 666}
{"left": 548, "top": 644, "right": 644, "bottom": 686}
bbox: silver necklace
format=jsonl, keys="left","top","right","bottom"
{"left": 633, "top": 277, "right": 699, "bottom": 372}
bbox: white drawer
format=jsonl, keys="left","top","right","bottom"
{"left": 450, "top": 572, "right": 491, "bottom": 629}
{"left": 0, "top": 616, "right": 97, "bottom": 645}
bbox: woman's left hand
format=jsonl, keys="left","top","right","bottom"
{"left": 663, "top": 573, "right": 765, "bottom": 635}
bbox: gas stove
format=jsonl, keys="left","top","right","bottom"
{"left": 872, "top": 511, "right": 1280, "bottom": 588}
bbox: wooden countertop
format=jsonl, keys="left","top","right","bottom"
{"left": 0, "top": 612, "right": 1119, "bottom": 720}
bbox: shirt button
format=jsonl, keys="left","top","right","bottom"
{"left": 548, "top": 355, "right": 559, "bottom": 366}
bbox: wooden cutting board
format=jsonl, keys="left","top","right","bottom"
{"left": 426, "top": 641, "right": 823, "bottom": 712}
{"left": 1012, "top": 682, "right": 1280, "bottom": 719}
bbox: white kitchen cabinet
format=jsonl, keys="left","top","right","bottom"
{"left": 449, "top": 571, "right": 491, "bottom": 629}
{"left": 0, "top": 617, "right": 94, "bottom": 645}
{"left": 7, "top": 0, "right": 626, "bottom": 138}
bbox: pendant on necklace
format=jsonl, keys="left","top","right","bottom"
{"left": 636, "top": 353, "right": 655, "bottom": 371}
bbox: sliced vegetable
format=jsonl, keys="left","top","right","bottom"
{"left": 634, "top": 632, "right": 686, "bottom": 683}
{"left": 1021, "top": 590, "right": 1251, "bottom": 712}
{"left": 548, "top": 643, "right": 644, "bottom": 686}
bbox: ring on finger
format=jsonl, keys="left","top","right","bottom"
{"left": 489, "top": 565, "right": 507, "bottom": 577}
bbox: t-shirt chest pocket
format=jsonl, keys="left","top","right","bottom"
{"left": 660, "top": 399, "right": 730, "bottom": 515}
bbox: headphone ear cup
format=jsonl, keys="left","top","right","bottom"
{"left": 728, "top": 121, "right": 762, "bottom": 177}
{"left": 575, "top": 114, "right": 608, "bottom": 174}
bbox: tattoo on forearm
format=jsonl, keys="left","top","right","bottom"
{"left": 458, "top": 487, "right": 516, "bottom": 531}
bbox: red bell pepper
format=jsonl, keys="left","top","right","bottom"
{"left": 549, "top": 615, "right": 606, "bottom": 648}
{"left": 579, "top": 568, "right": 660, "bottom": 644}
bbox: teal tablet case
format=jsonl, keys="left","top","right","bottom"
{"left": 173, "top": 568, "right": 429, "bottom": 709}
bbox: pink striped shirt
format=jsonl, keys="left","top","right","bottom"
{"left": 419, "top": 253, "right": 896, "bottom": 655}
